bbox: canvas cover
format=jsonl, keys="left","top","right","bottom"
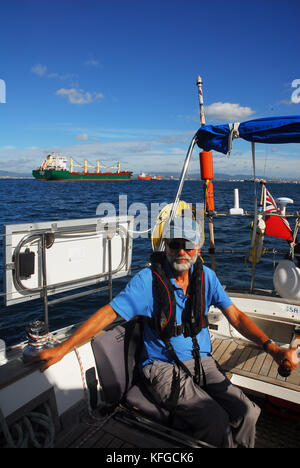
{"left": 195, "top": 115, "right": 300, "bottom": 154}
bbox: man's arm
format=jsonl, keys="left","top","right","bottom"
{"left": 38, "top": 304, "right": 117, "bottom": 370}
{"left": 222, "top": 304, "right": 299, "bottom": 370}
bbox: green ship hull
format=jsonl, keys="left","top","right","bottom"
{"left": 32, "top": 169, "right": 133, "bottom": 181}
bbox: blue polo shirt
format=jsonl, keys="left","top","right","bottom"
{"left": 110, "top": 263, "right": 232, "bottom": 367}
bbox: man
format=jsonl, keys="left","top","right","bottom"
{"left": 38, "top": 215, "right": 298, "bottom": 448}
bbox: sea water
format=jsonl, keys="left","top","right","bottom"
{"left": 0, "top": 178, "right": 298, "bottom": 346}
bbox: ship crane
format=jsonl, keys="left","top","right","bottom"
{"left": 83, "top": 158, "right": 97, "bottom": 173}
{"left": 96, "top": 161, "right": 111, "bottom": 173}
{"left": 69, "top": 157, "right": 82, "bottom": 172}
{"left": 69, "top": 158, "right": 121, "bottom": 174}
{"left": 103, "top": 162, "right": 121, "bottom": 173}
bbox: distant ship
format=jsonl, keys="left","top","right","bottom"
{"left": 137, "top": 172, "right": 162, "bottom": 180}
{"left": 32, "top": 154, "right": 133, "bottom": 181}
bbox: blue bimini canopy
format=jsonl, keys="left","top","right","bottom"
{"left": 195, "top": 115, "right": 300, "bottom": 155}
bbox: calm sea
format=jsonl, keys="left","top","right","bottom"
{"left": 0, "top": 178, "right": 299, "bottom": 346}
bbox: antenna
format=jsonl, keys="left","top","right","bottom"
{"left": 196, "top": 75, "right": 206, "bottom": 127}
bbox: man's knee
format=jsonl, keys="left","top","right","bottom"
{"left": 230, "top": 396, "right": 261, "bottom": 448}
{"left": 230, "top": 392, "right": 261, "bottom": 428}
{"left": 177, "top": 401, "right": 233, "bottom": 448}
{"left": 203, "top": 407, "right": 232, "bottom": 447}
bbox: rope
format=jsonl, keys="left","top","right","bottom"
{"left": 128, "top": 216, "right": 167, "bottom": 235}
{"left": 202, "top": 181, "right": 208, "bottom": 244}
{"left": 11, "top": 330, "right": 96, "bottom": 415}
{"left": 7, "top": 330, "right": 61, "bottom": 352}
{"left": 74, "top": 407, "right": 119, "bottom": 448}
{"left": 289, "top": 217, "right": 300, "bottom": 259}
{"left": 0, "top": 404, "right": 55, "bottom": 448}
{"left": 0, "top": 330, "right": 100, "bottom": 448}
{"left": 73, "top": 346, "right": 90, "bottom": 411}
{"left": 31, "top": 334, "right": 93, "bottom": 415}
{"left": 127, "top": 226, "right": 153, "bottom": 234}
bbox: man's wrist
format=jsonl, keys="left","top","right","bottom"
{"left": 262, "top": 339, "right": 275, "bottom": 353}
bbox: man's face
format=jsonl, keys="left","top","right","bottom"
{"left": 165, "top": 238, "right": 199, "bottom": 273}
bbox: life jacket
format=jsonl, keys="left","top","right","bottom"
{"left": 148, "top": 252, "right": 208, "bottom": 390}
{"left": 149, "top": 251, "right": 208, "bottom": 339}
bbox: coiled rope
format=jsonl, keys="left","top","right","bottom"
{"left": 0, "top": 331, "right": 97, "bottom": 448}
{"left": 0, "top": 403, "right": 55, "bottom": 448}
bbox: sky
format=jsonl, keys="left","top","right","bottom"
{"left": 0, "top": 0, "right": 300, "bottom": 178}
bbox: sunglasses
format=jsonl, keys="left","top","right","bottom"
{"left": 166, "top": 239, "right": 197, "bottom": 251}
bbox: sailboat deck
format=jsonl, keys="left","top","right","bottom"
{"left": 211, "top": 336, "right": 300, "bottom": 392}
{"left": 55, "top": 409, "right": 209, "bottom": 449}
{"left": 54, "top": 337, "right": 300, "bottom": 449}
{"left": 55, "top": 397, "right": 300, "bottom": 449}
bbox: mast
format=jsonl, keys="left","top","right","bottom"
{"left": 196, "top": 75, "right": 206, "bottom": 127}
{"left": 197, "top": 75, "right": 216, "bottom": 271}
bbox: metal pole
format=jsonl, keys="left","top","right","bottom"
{"left": 108, "top": 237, "right": 113, "bottom": 301}
{"left": 41, "top": 234, "right": 49, "bottom": 328}
{"left": 158, "top": 135, "right": 197, "bottom": 250}
{"left": 165, "top": 76, "right": 206, "bottom": 229}
{"left": 169, "top": 135, "right": 198, "bottom": 221}
{"left": 197, "top": 75, "right": 216, "bottom": 270}
{"left": 250, "top": 180, "right": 266, "bottom": 293}
{"left": 196, "top": 75, "right": 206, "bottom": 127}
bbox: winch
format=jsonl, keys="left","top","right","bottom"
{"left": 22, "top": 320, "right": 50, "bottom": 362}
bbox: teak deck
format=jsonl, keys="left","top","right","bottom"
{"left": 211, "top": 337, "right": 300, "bottom": 392}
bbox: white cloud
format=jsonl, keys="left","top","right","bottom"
{"left": 47, "top": 72, "right": 76, "bottom": 80}
{"left": 1, "top": 127, "right": 299, "bottom": 179}
{"left": 76, "top": 133, "right": 89, "bottom": 141}
{"left": 56, "top": 88, "right": 104, "bottom": 104}
{"left": 84, "top": 58, "right": 101, "bottom": 67}
{"left": 31, "top": 64, "right": 47, "bottom": 76}
{"left": 31, "top": 64, "right": 76, "bottom": 81}
{"left": 205, "top": 102, "right": 255, "bottom": 121}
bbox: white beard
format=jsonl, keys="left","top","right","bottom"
{"left": 166, "top": 251, "right": 198, "bottom": 273}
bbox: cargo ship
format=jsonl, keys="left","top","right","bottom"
{"left": 32, "top": 154, "right": 133, "bottom": 181}
{"left": 137, "top": 172, "right": 162, "bottom": 180}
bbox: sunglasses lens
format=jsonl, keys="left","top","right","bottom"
{"left": 168, "top": 240, "right": 195, "bottom": 251}
{"left": 168, "top": 241, "right": 181, "bottom": 250}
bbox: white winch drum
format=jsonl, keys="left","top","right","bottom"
{"left": 273, "top": 259, "right": 300, "bottom": 300}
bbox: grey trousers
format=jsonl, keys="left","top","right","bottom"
{"left": 142, "top": 357, "right": 261, "bottom": 448}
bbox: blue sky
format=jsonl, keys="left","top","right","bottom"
{"left": 0, "top": 0, "right": 300, "bottom": 177}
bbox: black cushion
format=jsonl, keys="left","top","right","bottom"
{"left": 91, "top": 319, "right": 170, "bottom": 423}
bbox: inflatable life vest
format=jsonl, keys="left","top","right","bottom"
{"left": 148, "top": 252, "right": 208, "bottom": 392}
{"left": 149, "top": 252, "right": 208, "bottom": 339}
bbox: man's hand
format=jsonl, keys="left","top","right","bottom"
{"left": 37, "top": 344, "right": 68, "bottom": 371}
{"left": 33, "top": 304, "right": 117, "bottom": 371}
{"left": 223, "top": 304, "right": 299, "bottom": 374}
{"left": 269, "top": 345, "right": 299, "bottom": 371}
